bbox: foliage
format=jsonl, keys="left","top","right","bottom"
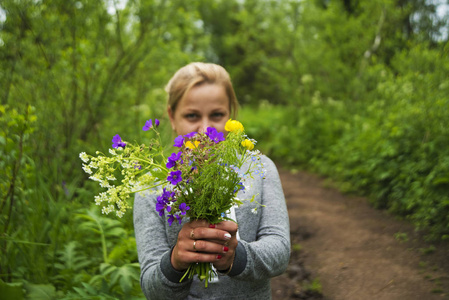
{"left": 0, "top": 104, "right": 39, "bottom": 282}
{"left": 241, "top": 41, "right": 449, "bottom": 240}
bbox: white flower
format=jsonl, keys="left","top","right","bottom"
{"left": 121, "top": 161, "right": 132, "bottom": 169}
{"left": 106, "top": 175, "right": 116, "bottom": 181}
{"left": 94, "top": 192, "right": 107, "bottom": 205}
{"left": 79, "top": 152, "right": 89, "bottom": 163}
{"left": 251, "top": 208, "right": 258, "bottom": 214}
{"left": 100, "top": 180, "right": 111, "bottom": 188}
{"left": 102, "top": 205, "right": 114, "bottom": 215}
{"left": 89, "top": 173, "right": 102, "bottom": 182}
{"left": 182, "top": 187, "right": 194, "bottom": 195}
{"left": 109, "top": 149, "right": 117, "bottom": 155}
{"left": 82, "top": 164, "right": 93, "bottom": 174}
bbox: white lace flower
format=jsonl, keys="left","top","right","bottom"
{"left": 79, "top": 152, "right": 89, "bottom": 163}
{"left": 105, "top": 205, "right": 116, "bottom": 215}
{"left": 82, "top": 164, "right": 93, "bottom": 174}
{"left": 94, "top": 192, "right": 107, "bottom": 205}
{"left": 100, "top": 180, "right": 111, "bottom": 188}
{"left": 89, "top": 173, "right": 102, "bottom": 182}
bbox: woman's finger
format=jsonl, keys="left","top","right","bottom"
{"left": 189, "top": 226, "right": 232, "bottom": 242}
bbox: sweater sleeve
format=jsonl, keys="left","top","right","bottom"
{"left": 232, "top": 156, "right": 291, "bottom": 281}
{"left": 133, "top": 191, "right": 192, "bottom": 300}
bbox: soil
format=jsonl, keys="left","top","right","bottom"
{"left": 271, "top": 169, "right": 449, "bottom": 300}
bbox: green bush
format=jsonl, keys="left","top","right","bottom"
{"left": 243, "top": 44, "right": 449, "bottom": 240}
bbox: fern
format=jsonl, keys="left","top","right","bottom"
{"left": 76, "top": 208, "right": 126, "bottom": 263}
{"left": 52, "top": 241, "right": 91, "bottom": 292}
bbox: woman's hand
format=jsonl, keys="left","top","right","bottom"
{"left": 171, "top": 219, "right": 238, "bottom": 272}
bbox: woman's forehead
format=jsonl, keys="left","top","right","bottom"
{"left": 178, "top": 84, "right": 229, "bottom": 109}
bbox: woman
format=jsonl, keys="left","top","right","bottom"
{"left": 133, "top": 62, "right": 290, "bottom": 299}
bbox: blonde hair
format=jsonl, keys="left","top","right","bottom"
{"left": 165, "top": 62, "right": 238, "bottom": 118}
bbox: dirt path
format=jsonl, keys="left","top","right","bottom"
{"left": 271, "top": 169, "right": 449, "bottom": 300}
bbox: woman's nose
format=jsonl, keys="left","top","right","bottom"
{"left": 199, "top": 118, "right": 212, "bottom": 132}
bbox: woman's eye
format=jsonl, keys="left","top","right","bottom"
{"left": 185, "top": 113, "right": 198, "bottom": 120}
{"left": 211, "top": 112, "right": 225, "bottom": 119}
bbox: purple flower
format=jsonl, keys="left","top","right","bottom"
{"left": 175, "top": 214, "right": 182, "bottom": 225}
{"left": 184, "top": 131, "right": 197, "bottom": 139}
{"left": 167, "top": 170, "right": 182, "bottom": 185}
{"left": 166, "top": 151, "right": 183, "bottom": 169}
{"left": 156, "top": 201, "right": 166, "bottom": 216}
{"left": 179, "top": 203, "right": 190, "bottom": 215}
{"left": 167, "top": 214, "right": 182, "bottom": 226}
{"left": 205, "top": 127, "right": 225, "bottom": 144}
{"left": 173, "top": 135, "right": 184, "bottom": 147}
{"left": 142, "top": 119, "right": 153, "bottom": 131}
{"left": 155, "top": 188, "right": 175, "bottom": 216}
{"left": 163, "top": 188, "right": 176, "bottom": 199}
{"left": 155, "top": 119, "right": 160, "bottom": 127}
{"left": 112, "top": 134, "right": 126, "bottom": 148}
{"left": 167, "top": 214, "right": 175, "bottom": 226}
{"left": 134, "top": 162, "right": 142, "bottom": 170}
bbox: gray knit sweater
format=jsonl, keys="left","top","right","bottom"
{"left": 133, "top": 155, "right": 290, "bottom": 300}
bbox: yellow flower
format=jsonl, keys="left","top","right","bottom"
{"left": 185, "top": 141, "right": 200, "bottom": 149}
{"left": 241, "top": 139, "right": 254, "bottom": 150}
{"left": 225, "top": 119, "right": 244, "bottom": 132}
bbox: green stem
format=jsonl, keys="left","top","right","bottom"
{"left": 129, "top": 155, "right": 169, "bottom": 173}
{"left": 92, "top": 216, "right": 108, "bottom": 263}
{"left": 131, "top": 181, "right": 166, "bottom": 194}
{"left": 154, "top": 129, "right": 168, "bottom": 163}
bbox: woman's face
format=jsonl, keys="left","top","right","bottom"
{"left": 168, "top": 83, "right": 230, "bottom": 136}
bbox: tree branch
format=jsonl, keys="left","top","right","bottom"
{"left": 359, "top": 7, "right": 386, "bottom": 75}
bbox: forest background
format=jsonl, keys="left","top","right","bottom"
{"left": 1, "top": 0, "right": 448, "bottom": 298}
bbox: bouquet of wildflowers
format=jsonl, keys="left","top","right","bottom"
{"left": 80, "top": 119, "right": 265, "bottom": 286}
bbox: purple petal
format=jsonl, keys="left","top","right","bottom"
{"left": 167, "top": 215, "right": 174, "bottom": 226}
{"left": 175, "top": 214, "right": 182, "bottom": 224}
{"left": 173, "top": 135, "right": 184, "bottom": 147}
{"left": 167, "top": 170, "right": 182, "bottom": 185}
{"left": 184, "top": 131, "right": 198, "bottom": 139}
{"left": 142, "top": 119, "right": 152, "bottom": 131}
{"left": 112, "top": 134, "right": 126, "bottom": 148}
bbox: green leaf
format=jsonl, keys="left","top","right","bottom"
{"left": 432, "top": 177, "right": 449, "bottom": 186}
{"left": 109, "top": 263, "right": 140, "bottom": 295}
{"left": 100, "top": 263, "right": 117, "bottom": 277}
{"left": 0, "top": 280, "right": 24, "bottom": 300}
{"left": 24, "top": 283, "right": 56, "bottom": 300}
